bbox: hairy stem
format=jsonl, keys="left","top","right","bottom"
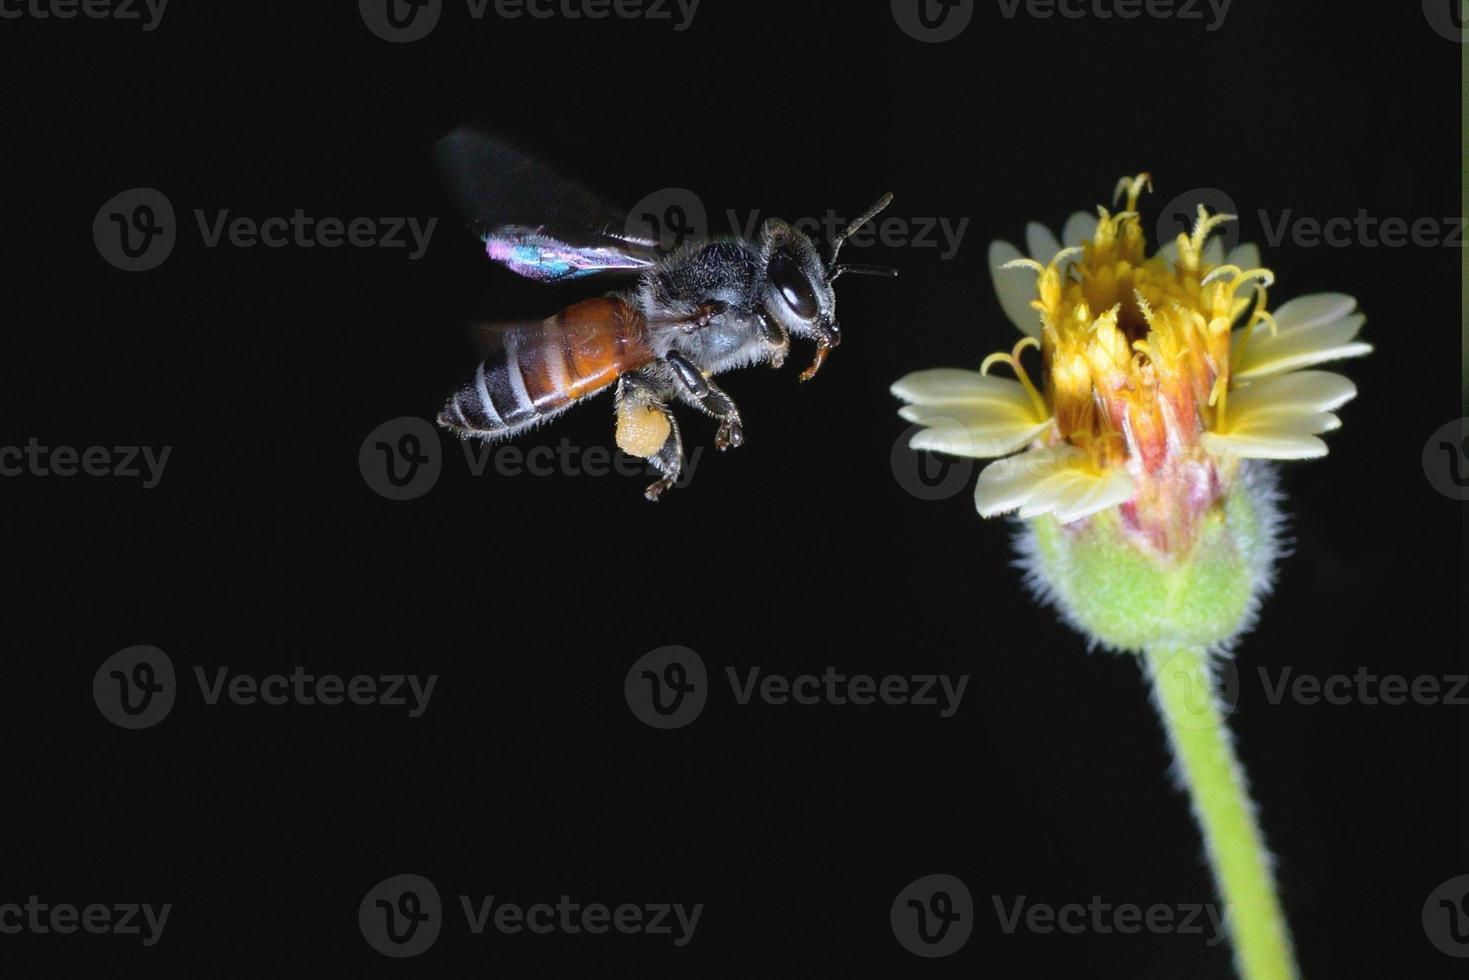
{"left": 1143, "top": 644, "right": 1299, "bottom": 980}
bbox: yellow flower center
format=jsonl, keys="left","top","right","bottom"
{"left": 1001, "top": 174, "right": 1276, "bottom": 477}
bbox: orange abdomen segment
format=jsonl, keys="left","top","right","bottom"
{"left": 439, "top": 296, "right": 655, "bottom": 437}
{"left": 527, "top": 296, "right": 655, "bottom": 407}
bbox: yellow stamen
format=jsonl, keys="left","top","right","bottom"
{"left": 980, "top": 336, "right": 1048, "bottom": 420}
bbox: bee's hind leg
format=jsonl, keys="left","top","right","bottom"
{"left": 615, "top": 374, "right": 685, "bottom": 502}
{"left": 665, "top": 352, "right": 744, "bottom": 452}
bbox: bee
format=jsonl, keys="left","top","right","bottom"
{"left": 434, "top": 127, "right": 895, "bottom": 500}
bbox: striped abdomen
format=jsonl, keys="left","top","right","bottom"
{"left": 438, "top": 296, "right": 655, "bottom": 439}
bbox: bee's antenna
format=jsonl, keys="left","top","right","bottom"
{"left": 830, "top": 263, "right": 898, "bottom": 281}
{"left": 826, "top": 192, "right": 894, "bottom": 273}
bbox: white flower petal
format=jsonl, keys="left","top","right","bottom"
{"left": 891, "top": 369, "right": 1033, "bottom": 407}
{"left": 1222, "top": 409, "right": 1341, "bottom": 438}
{"left": 1232, "top": 294, "right": 1368, "bottom": 379}
{"left": 1272, "top": 293, "right": 1357, "bottom": 334}
{"left": 900, "top": 399, "right": 1041, "bottom": 429}
{"left": 1061, "top": 211, "right": 1098, "bottom": 249}
{"left": 1233, "top": 313, "right": 1371, "bottom": 379}
{"left": 1026, "top": 222, "right": 1061, "bottom": 264}
{"left": 910, "top": 417, "right": 1051, "bottom": 459}
{"left": 1227, "top": 370, "right": 1358, "bottom": 418}
{"left": 1053, "top": 468, "right": 1135, "bottom": 523}
{"left": 1203, "top": 430, "right": 1329, "bottom": 460}
{"left": 974, "top": 445, "right": 1131, "bottom": 521}
{"left": 974, "top": 448, "right": 1059, "bottom": 516}
{"left": 989, "top": 239, "right": 1042, "bottom": 338}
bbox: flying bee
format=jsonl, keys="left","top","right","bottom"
{"left": 433, "top": 127, "right": 895, "bottom": 500}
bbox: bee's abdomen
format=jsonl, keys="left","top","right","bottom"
{"left": 439, "top": 296, "right": 655, "bottom": 438}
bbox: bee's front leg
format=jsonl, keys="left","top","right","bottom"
{"left": 799, "top": 320, "right": 841, "bottom": 383}
{"left": 666, "top": 352, "right": 744, "bottom": 451}
{"left": 756, "top": 312, "right": 790, "bottom": 369}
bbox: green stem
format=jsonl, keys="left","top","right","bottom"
{"left": 1142, "top": 645, "right": 1299, "bottom": 980}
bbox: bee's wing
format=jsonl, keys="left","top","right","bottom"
{"left": 435, "top": 126, "right": 659, "bottom": 283}
{"left": 458, "top": 318, "right": 537, "bottom": 362}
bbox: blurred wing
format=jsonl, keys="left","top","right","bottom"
{"left": 459, "top": 319, "right": 534, "bottom": 362}
{"left": 435, "top": 126, "right": 659, "bottom": 282}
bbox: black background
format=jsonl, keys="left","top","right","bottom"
{"left": 3, "top": 1, "right": 1465, "bottom": 976}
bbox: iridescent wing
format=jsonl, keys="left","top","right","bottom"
{"left": 435, "top": 126, "right": 659, "bottom": 283}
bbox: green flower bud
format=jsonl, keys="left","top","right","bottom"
{"left": 1016, "top": 462, "right": 1284, "bottom": 653}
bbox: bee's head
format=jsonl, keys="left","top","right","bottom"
{"left": 757, "top": 193, "right": 896, "bottom": 380}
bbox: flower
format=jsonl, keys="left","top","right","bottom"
{"left": 892, "top": 174, "right": 1370, "bottom": 558}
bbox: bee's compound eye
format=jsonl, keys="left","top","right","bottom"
{"left": 768, "top": 252, "right": 819, "bottom": 320}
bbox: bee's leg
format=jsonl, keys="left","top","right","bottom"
{"left": 756, "top": 312, "right": 790, "bottom": 369}
{"left": 615, "top": 374, "right": 685, "bottom": 501}
{"left": 799, "top": 320, "right": 841, "bottom": 382}
{"left": 666, "top": 352, "right": 744, "bottom": 451}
